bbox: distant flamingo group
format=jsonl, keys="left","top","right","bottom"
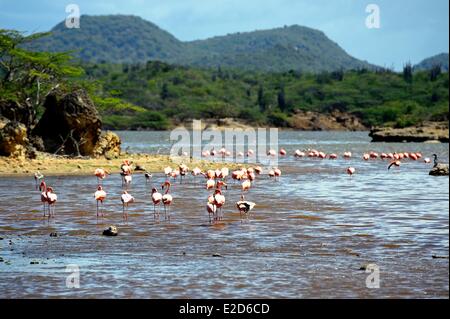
{"left": 35, "top": 146, "right": 438, "bottom": 222}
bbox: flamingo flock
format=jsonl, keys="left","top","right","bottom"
{"left": 34, "top": 147, "right": 437, "bottom": 223}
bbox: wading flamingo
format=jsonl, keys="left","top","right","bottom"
{"left": 144, "top": 172, "right": 152, "bottom": 184}
{"left": 94, "top": 186, "right": 106, "bottom": 217}
{"left": 151, "top": 187, "right": 162, "bottom": 219}
{"left": 46, "top": 187, "right": 58, "bottom": 217}
{"left": 347, "top": 167, "right": 355, "bottom": 176}
{"left": 40, "top": 181, "right": 48, "bottom": 216}
{"left": 236, "top": 195, "right": 256, "bottom": 219}
{"left": 388, "top": 160, "right": 401, "bottom": 170}
{"left": 121, "top": 190, "right": 135, "bottom": 220}
{"left": 241, "top": 180, "right": 251, "bottom": 192}
{"left": 34, "top": 171, "right": 44, "bottom": 190}
{"left": 161, "top": 181, "right": 173, "bottom": 220}
{"left": 94, "top": 168, "right": 109, "bottom": 185}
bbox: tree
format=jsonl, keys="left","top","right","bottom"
{"left": 257, "top": 85, "right": 266, "bottom": 112}
{"left": 0, "top": 29, "right": 83, "bottom": 128}
{"left": 160, "top": 82, "right": 169, "bottom": 100}
{"left": 277, "top": 86, "right": 286, "bottom": 112}
{"left": 402, "top": 62, "right": 413, "bottom": 83}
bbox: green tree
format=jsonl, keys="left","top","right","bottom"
{"left": 277, "top": 86, "right": 286, "bottom": 112}
{"left": 257, "top": 85, "right": 266, "bottom": 112}
{"left": 0, "top": 29, "right": 83, "bottom": 128}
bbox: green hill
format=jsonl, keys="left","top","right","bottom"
{"left": 83, "top": 61, "right": 449, "bottom": 130}
{"left": 27, "top": 14, "right": 375, "bottom": 73}
{"left": 414, "top": 53, "right": 449, "bottom": 72}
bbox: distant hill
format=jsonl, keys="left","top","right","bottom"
{"left": 413, "top": 53, "right": 449, "bottom": 72}
{"left": 26, "top": 14, "right": 375, "bottom": 73}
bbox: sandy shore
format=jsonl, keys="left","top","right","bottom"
{"left": 0, "top": 152, "right": 238, "bottom": 177}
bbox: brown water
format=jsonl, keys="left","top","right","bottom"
{"left": 0, "top": 131, "right": 448, "bottom": 298}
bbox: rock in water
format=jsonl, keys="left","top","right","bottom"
{"left": 32, "top": 89, "right": 102, "bottom": 156}
{"left": 0, "top": 121, "right": 30, "bottom": 159}
{"left": 103, "top": 226, "right": 118, "bottom": 236}
{"left": 429, "top": 164, "right": 449, "bottom": 176}
{"left": 93, "top": 131, "right": 121, "bottom": 159}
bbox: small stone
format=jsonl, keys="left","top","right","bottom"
{"left": 212, "top": 253, "right": 223, "bottom": 257}
{"left": 77, "top": 164, "right": 83, "bottom": 169}
{"left": 30, "top": 261, "right": 39, "bottom": 265}
{"left": 103, "top": 225, "right": 118, "bottom": 236}
{"left": 432, "top": 255, "right": 449, "bottom": 259}
{"left": 49, "top": 232, "right": 58, "bottom": 237}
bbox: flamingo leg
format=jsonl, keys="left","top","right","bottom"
{"left": 43, "top": 202, "right": 46, "bottom": 217}
{"left": 96, "top": 200, "right": 99, "bottom": 217}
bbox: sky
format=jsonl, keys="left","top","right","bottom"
{"left": 0, "top": 0, "right": 448, "bottom": 70}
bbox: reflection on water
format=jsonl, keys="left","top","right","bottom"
{"left": 0, "top": 131, "right": 448, "bottom": 298}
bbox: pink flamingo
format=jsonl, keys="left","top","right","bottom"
{"left": 121, "top": 190, "right": 135, "bottom": 220}
{"left": 94, "top": 168, "right": 109, "bottom": 185}
{"left": 363, "top": 153, "right": 370, "bottom": 161}
{"left": 151, "top": 187, "right": 162, "bottom": 219}
{"left": 388, "top": 160, "right": 401, "bottom": 170}
{"left": 161, "top": 181, "right": 173, "bottom": 220}
{"left": 279, "top": 148, "right": 287, "bottom": 156}
{"left": 347, "top": 167, "right": 356, "bottom": 176}
{"left": 241, "top": 180, "right": 251, "bottom": 192}
{"left": 236, "top": 195, "right": 256, "bottom": 220}
{"left": 34, "top": 171, "right": 44, "bottom": 190}
{"left": 94, "top": 186, "right": 106, "bottom": 217}
{"left": 40, "top": 181, "right": 48, "bottom": 216}
{"left": 329, "top": 153, "right": 338, "bottom": 159}
{"left": 343, "top": 151, "right": 352, "bottom": 159}
{"left": 46, "top": 187, "right": 58, "bottom": 217}
{"left": 273, "top": 168, "right": 281, "bottom": 181}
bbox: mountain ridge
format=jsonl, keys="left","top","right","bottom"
{"left": 26, "top": 14, "right": 376, "bottom": 72}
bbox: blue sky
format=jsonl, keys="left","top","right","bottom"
{"left": 0, "top": 0, "right": 448, "bottom": 70}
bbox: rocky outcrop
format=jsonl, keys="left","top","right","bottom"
{"left": 0, "top": 99, "right": 35, "bottom": 128}
{"left": 290, "top": 110, "right": 367, "bottom": 131}
{"left": 370, "top": 122, "right": 449, "bottom": 143}
{"left": 429, "top": 164, "right": 449, "bottom": 176}
{"left": 93, "top": 131, "right": 121, "bottom": 159}
{"left": 32, "top": 89, "right": 102, "bottom": 156}
{"left": 0, "top": 121, "right": 34, "bottom": 159}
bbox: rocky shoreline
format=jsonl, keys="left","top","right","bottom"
{"left": 369, "top": 122, "right": 449, "bottom": 143}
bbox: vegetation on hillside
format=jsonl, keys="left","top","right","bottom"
{"left": 414, "top": 53, "right": 449, "bottom": 72}
{"left": 83, "top": 60, "right": 449, "bottom": 130}
{"left": 26, "top": 15, "right": 374, "bottom": 73}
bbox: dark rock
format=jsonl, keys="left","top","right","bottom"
{"left": 30, "top": 261, "right": 39, "bottom": 264}
{"left": 432, "top": 255, "right": 449, "bottom": 259}
{"left": 103, "top": 225, "right": 118, "bottom": 236}
{"left": 134, "top": 164, "right": 146, "bottom": 171}
{"left": 32, "top": 89, "right": 102, "bottom": 156}
{"left": 429, "top": 164, "right": 449, "bottom": 176}
{"left": 93, "top": 131, "right": 121, "bottom": 158}
{"left": 0, "top": 121, "right": 29, "bottom": 159}
{"left": 29, "top": 135, "right": 45, "bottom": 152}
{"left": 212, "top": 253, "right": 223, "bottom": 257}
{"left": 49, "top": 232, "right": 58, "bottom": 237}
{"left": 0, "top": 99, "right": 35, "bottom": 127}
{"left": 369, "top": 122, "right": 449, "bottom": 143}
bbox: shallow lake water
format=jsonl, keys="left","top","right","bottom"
{"left": 0, "top": 131, "right": 448, "bottom": 298}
